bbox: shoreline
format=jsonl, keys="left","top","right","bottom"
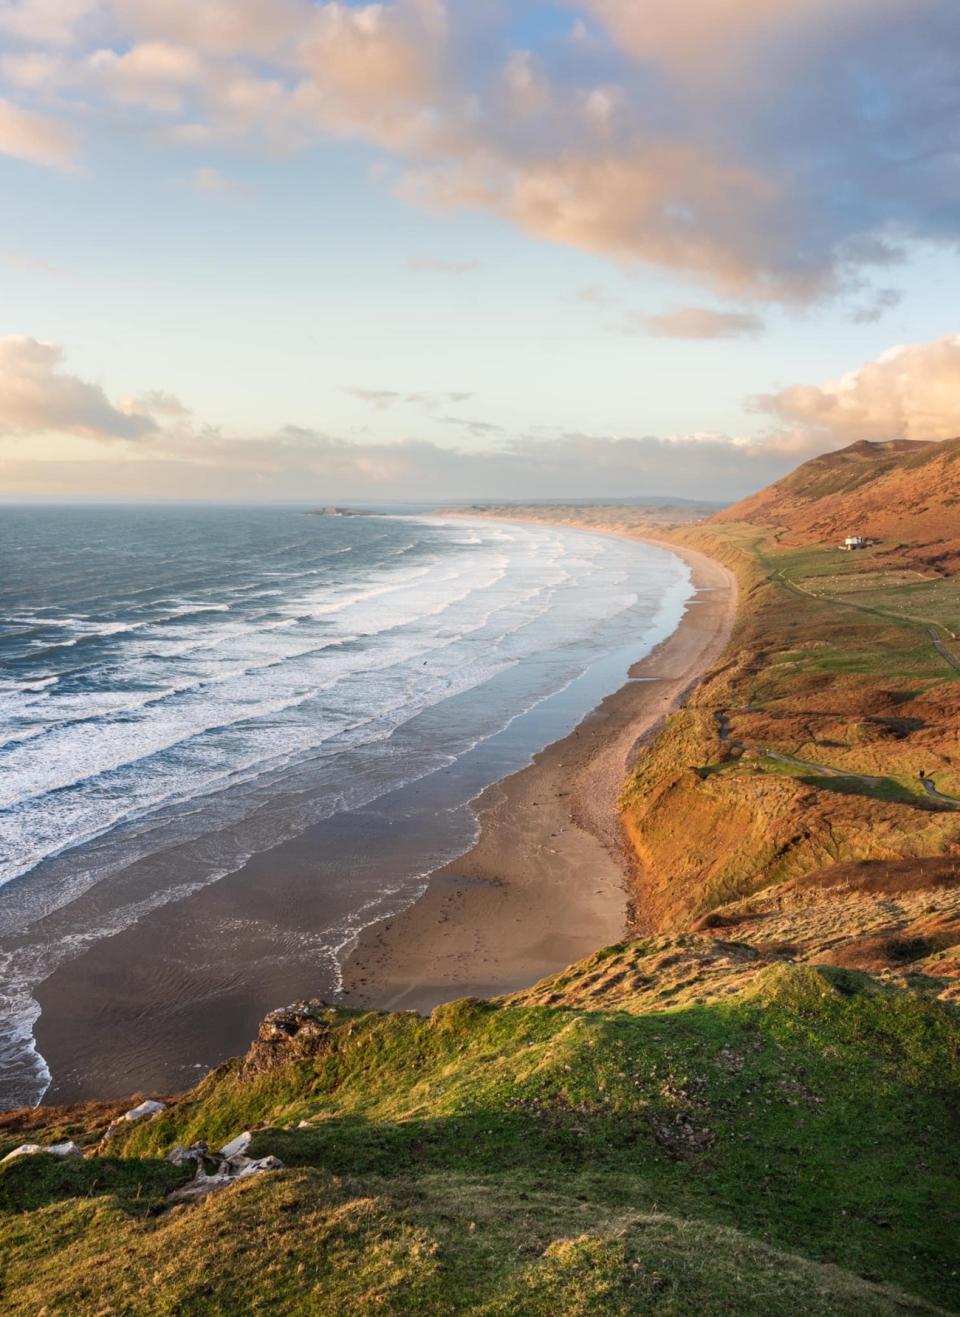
{"left": 342, "top": 521, "right": 737, "bottom": 1012}
{"left": 26, "top": 519, "right": 734, "bottom": 1105}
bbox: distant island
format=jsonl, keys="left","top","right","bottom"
{"left": 306, "top": 506, "right": 373, "bottom": 517}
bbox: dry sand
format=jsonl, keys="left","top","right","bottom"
{"left": 342, "top": 524, "right": 737, "bottom": 1012}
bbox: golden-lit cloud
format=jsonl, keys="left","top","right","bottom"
{"left": 0, "top": 2, "right": 955, "bottom": 302}
{"left": 0, "top": 96, "right": 75, "bottom": 167}
{"left": 753, "top": 335, "right": 960, "bottom": 449}
{"left": 2, "top": 331, "right": 957, "bottom": 501}
{"left": 0, "top": 336, "right": 154, "bottom": 438}
{"left": 629, "top": 307, "right": 766, "bottom": 340}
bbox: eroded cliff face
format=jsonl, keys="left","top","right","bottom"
{"left": 620, "top": 523, "right": 960, "bottom": 977}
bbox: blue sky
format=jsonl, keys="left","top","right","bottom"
{"left": 1, "top": 1, "right": 959, "bottom": 501}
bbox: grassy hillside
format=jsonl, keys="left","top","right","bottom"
{"left": 621, "top": 515, "right": 960, "bottom": 964}
{"left": 712, "top": 437, "right": 960, "bottom": 574}
{"left": 2, "top": 960, "right": 958, "bottom": 1313}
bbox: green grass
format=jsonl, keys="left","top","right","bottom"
{"left": 49, "top": 965, "right": 956, "bottom": 1311}
{"left": 1, "top": 1169, "right": 945, "bottom": 1315}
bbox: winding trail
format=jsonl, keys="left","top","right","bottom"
{"left": 713, "top": 708, "right": 959, "bottom": 808}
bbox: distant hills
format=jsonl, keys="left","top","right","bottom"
{"left": 715, "top": 437, "right": 960, "bottom": 573}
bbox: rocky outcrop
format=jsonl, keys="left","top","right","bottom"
{"left": 238, "top": 1001, "right": 341, "bottom": 1079}
{"left": 166, "top": 1132, "right": 282, "bottom": 1203}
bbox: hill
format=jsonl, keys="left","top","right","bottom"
{"left": 713, "top": 437, "right": 960, "bottom": 573}
{"left": 1, "top": 958, "right": 958, "bottom": 1313}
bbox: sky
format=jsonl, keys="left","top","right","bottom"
{"left": 0, "top": 0, "right": 959, "bottom": 503}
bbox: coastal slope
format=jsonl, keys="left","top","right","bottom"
{"left": 3, "top": 448, "right": 960, "bottom": 1313}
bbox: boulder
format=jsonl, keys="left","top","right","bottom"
{"left": 167, "top": 1142, "right": 209, "bottom": 1168}
{"left": 0, "top": 1141, "right": 81, "bottom": 1165}
{"left": 47, "top": 1141, "right": 82, "bottom": 1158}
{"left": 1, "top": 1144, "right": 42, "bottom": 1164}
{"left": 218, "top": 1131, "right": 252, "bottom": 1159}
{"left": 166, "top": 1154, "right": 283, "bottom": 1204}
{"left": 123, "top": 1099, "right": 167, "bottom": 1123}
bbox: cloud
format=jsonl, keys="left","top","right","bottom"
{"left": 0, "top": 97, "right": 76, "bottom": 167}
{"left": 0, "top": 336, "right": 155, "bottom": 439}
{"left": 348, "top": 387, "right": 472, "bottom": 410}
{"left": 110, "top": 0, "right": 309, "bottom": 56}
{"left": 633, "top": 307, "right": 766, "bottom": 340}
{"left": 85, "top": 41, "right": 203, "bottom": 113}
{"left": 752, "top": 334, "right": 960, "bottom": 450}
{"left": 2, "top": 249, "right": 65, "bottom": 275}
{"left": 848, "top": 288, "right": 903, "bottom": 325}
{"left": 190, "top": 164, "right": 252, "bottom": 198}
{"left": 1, "top": 2, "right": 956, "bottom": 303}
{"left": 3, "top": 331, "right": 958, "bottom": 503}
{"left": 409, "top": 256, "right": 480, "bottom": 274}
{"left": 0, "top": 0, "right": 98, "bottom": 47}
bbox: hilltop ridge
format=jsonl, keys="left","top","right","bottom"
{"left": 714, "top": 436, "right": 960, "bottom": 573}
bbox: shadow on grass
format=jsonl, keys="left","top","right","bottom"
{"left": 796, "top": 774, "right": 954, "bottom": 810}
{"left": 0, "top": 1155, "right": 187, "bottom": 1216}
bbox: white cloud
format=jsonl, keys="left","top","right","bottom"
{"left": 0, "top": 97, "right": 76, "bottom": 167}
{"left": 752, "top": 334, "right": 960, "bottom": 450}
{"left": 0, "top": 336, "right": 154, "bottom": 438}
{"left": 632, "top": 307, "right": 766, "bottom": 340}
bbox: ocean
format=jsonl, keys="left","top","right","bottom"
{"left": 0, "top": 505, "right": 691, "bottom": 1107}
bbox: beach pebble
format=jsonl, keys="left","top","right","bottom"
{"left": 123, "top": 1099, "right": 167, "bottom": 1123}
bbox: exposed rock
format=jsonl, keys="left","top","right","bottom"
{"left": 239, "top": 1001, "right": 339, "bottom": 1079}
{"left": 123, "top": 1099, "right": 167, "bottom": 1123}
{"left": 1, "top": 1144, "right": 42, "bottom": 1164}
{"left": 1, "top": 1140, "right": 81, "bottom": 1164}
{"left": 47, "top": 1141, "right": 82, "bottom": 1158}
{"left": 167, "top": 1154, "right": 283, "bottom": 1204}
{"left": 219, "top": 1131, "right": 252, "bottom": 1159}
{"left": 167, "top": 1142, "right": 209, "bottom": 1168}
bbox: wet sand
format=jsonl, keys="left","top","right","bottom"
{"left": 342, "top": 527, "right": 736, "bottom": 1011}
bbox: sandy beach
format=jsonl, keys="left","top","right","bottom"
{"left": 342, "top": 525, "right": 737, "bottom": 1011}
{"left": 29, "top": 520, "right": 734, "bottom": 1104}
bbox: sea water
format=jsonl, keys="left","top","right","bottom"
{"left": 0, "top": 505, "right": 691, "bottom": 1105}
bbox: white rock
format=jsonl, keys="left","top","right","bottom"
{"left": 219, "top": 1131, "right": 252, "bottom": 1159}
{"left": 123, "top": 1100, "right": 167, "bottom": 1123}
{"left": 166, "top": 1154, "right": 282, "bottom": 1203}
{"left": 47, "top": 1141, "right": 82, "bottom": 1158}
{"left": 1, "top": 1143, "right": 42, "bottom": 1164}
{"left": 3, "top": 1139, "right": 83, "bottom": 1163}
